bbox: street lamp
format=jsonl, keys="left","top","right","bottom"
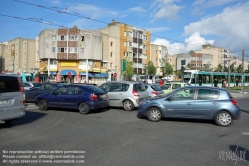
{"left": 228, "top": 57, "right": 231, "bottom": 92}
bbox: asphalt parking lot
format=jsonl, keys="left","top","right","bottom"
{"left": 1, "top": 97, "right": 249, "bottom": 166}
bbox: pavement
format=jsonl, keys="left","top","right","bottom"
{"left": 230, "top": 90, "right": 249, "bottom": 98}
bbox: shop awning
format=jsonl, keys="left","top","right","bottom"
{"left": 99, "top": 73, "right": 108, "bottom": 77}
{"left": 80, "top": 72, "right": 93, "bottom": 77}
{"left": 61, "top": 70, "right": 76, "bottom": 75}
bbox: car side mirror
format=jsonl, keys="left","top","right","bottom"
{"left": 50, "top": 91, "right": 54, "bottom": 95}
{"left": 165, "top": 97, "right": 172, "bottom": 101}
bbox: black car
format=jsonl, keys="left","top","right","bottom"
{"left": 25, "top": 83, "right": 66, "bottom": 102}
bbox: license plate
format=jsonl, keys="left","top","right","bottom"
{"left": 101, "top": 94, "right": 107, "bottom": 98}
{"left": 0, "top": 100, "right": 10, "bottom": 105}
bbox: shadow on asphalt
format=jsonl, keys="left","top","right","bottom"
{"left": 46, "top": 107, "right": 110, "bottom": 114}
{"left": 137, "top": 115, "right": 215, "bottom": 125}
{"left": 229, "top": 145, "right": 249, "bottom": 162}
{"left": 0, "top": 111, "right": 47, "bottom": 129}
{"left": 240, "top": 109, "right": 249, "bottom": 114}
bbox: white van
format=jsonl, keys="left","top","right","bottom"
{"left": 0, "top": 74, "right": 26, "bottom": 124}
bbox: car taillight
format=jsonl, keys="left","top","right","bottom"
{"left": 132, "top": 90, "right": 139, "bottom": 96}
{"left": 152, "top": 91, "right": 158, "bottom": 95}
{"left": 231, "top": 99, "right": 238, "bottom": 106}
{"left": 18, "top": 77, "right": 24, "bottom": 92}
{"left": 21, "top": 93, "right": 26, "bottom": 103}
{"left": 90, "top": 94, "right": 98, "bottom": 101}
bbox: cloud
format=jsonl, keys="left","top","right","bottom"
{"left": 50, "top": 0, "right": 61, "bottom": 5}
{"left": 148, "top": 27, "right": 170, "bottom": 33}
{"left": 127, "top": 7, "right": 147, "bottom": 13}
{"left": 184, "top": 2, "right": 249, "bottom": 53}
{"left": 152, "top": 32, "right": 214, "bottom": 55}
{"left": 70, "top": 4, "right": 119, "bottom": 18}
{"left": 193, "top": 0, "right": 236, "bottom": 8}
{"left": 150, "top": 0, "right": 184, "bottom": 22}
{"left": 191, "top": 7, "right": 204, "bottom": 15}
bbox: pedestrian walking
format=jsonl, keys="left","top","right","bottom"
{"left": 199, "top": 79, "right": 202, "bottom": 86}
{"left": 213, "top": 78, "right": 218, "bottom": 87}
{"left": 222, "top": 79, "right": 226, "bottom": 88}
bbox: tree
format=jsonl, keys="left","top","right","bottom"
{"left": 223, "top": 66, "right": 228, "bottom": 72}
{"left": 202, "top": 64, "right": 211, "bottom": 71}
{"left": 245, "top": 64, "right": 249, "bottom": 73}
{"left": 144, "top": 61, "right": 156, "bottom": 78}
{"left": 236, "top": 64, "right": 242, "bottom": 73}
{"left": 160, "top": 56, "right": 173, "bottom": 78}
{"left": 123, "top": 61, "right": 134, "bottom": 81}
{"left": 215, "top": 64, "right": 223, "bottom": 72}
{"left": 186, "top": 62, "right": 191, "bottom": 70}
{"left": 230, "top": 63, "right": 235, "bottom": 72}
{"left": 175, "top": 70, "right": 182, "bottom": 78}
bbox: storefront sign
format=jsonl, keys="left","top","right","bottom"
{"left": 61, "top": 62, "right": 77, "bottom": 67}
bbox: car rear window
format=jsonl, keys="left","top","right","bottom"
{"left": 0, "top": 76, "right": 20, "bottom": 92}
{"left": 86, "top": 86, "right": 106, "bottom": 93}
{"left": 151, "top": 85, "right": 162, "bottom": 91}
{"left": 133, "top": 83, "right": 146, "bottom": 92}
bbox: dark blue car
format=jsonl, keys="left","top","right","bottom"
{"left": 35, "top": 85, "right": 109, "bottom": 114}
{"left": 138, "top": 86, "right": 240, "bottom": 127}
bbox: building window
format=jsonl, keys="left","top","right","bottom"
{"left": 52, "top": 35, "right": 56, "bottom": 41}
{"left": 110, "top": 42, "right": 113, "bottom": 46}
{"left": 124, "top": 52, "right": 126, "bottom": 57}
{"left": 128, "top": 32, "right": 133, "bottom": 37}
{"left": 81, "top": 48, "right": 84, "bottom": 53}
{"left": 110, "top": 63, "right": 113, "bottom": 67}
{"left": 110, "top": 52, "right": 113, "bottom": 57}
{"left": 128, "top": 42, "right": 132, "bottom": 47}
{"left": 50, "top": 59, "right": 57, "bottom": 65}
{"left": 52, "top": 47, "right": 55, "bottom": 53}
{"left": 156, "top": 50, "right": 158, "bottom": 54}
{"left": 58, "top": 47, "right": 67, "bottom": 53}
{"left": 139, "top": 34, "right": 143, "bottom": 39}
{"left": 124, "top": 41, "right": 126, "bottom": 47}
{"left": 61, "top": 36, "right": 65, "bottom": 41}
{"left": 124, "top": 31, "right": 126, "bottom": 36}
{"left": 81, "top": 60, "right": 86, "bottom": 65}
{"left": 93, "top": 62, "right": 96, "bottom": 66}
{"left": 101, "top": 62, "right": 107, "bottom": 67}
{"left": 69, "top": 47, "right": 78, "bottom": 53}
{"left": 143, "top": 35, "right": 147, "bottom": 40}
{"left": 159, "top": 50, "right": 161, "bottom": 54}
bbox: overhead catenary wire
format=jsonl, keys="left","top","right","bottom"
{"left": 7, "top": 0, "right": 249, "bottom": 58}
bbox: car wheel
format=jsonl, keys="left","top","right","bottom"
{"left": 215, "top": 111, "right": 233, "bottom": 127}
{"left": 78, "top": 102, "right": 90, "bottom": 114}
{"left": 123, "top": 100, "right": 134, "bottom": 111}
{"left": 39, "top": 100, "right": 48, "bottom": 111}
{"left": 147, "top": 107, "right": 162, "bottom": 122}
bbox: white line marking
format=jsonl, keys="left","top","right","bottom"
{"left": 242, "top": 132, "right": 249, "bottom": 135}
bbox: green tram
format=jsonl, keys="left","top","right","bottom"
{"left": 183, "top": 70, "right": 249, "bottom": 87}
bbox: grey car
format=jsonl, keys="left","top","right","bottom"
{"left": 22, "top": 82, "right": 40, "bottom": 91}
{"left": 138, "top": 86, "right": 240, "bottom": 127}
{"left": 0, "top": 74, "right": 26, "bottom": 124}
{"left": 99, "top": 81, "right": 150, "bottom": 111}
{"left": 144, "top": 84, "right": 164, "bottom": 98}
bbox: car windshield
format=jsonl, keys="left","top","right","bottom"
{"left": 151, "top": 85, "right": 162, "bottom": 91}
{"left": 86, "top": 86, "right": 106, "bottom": 93}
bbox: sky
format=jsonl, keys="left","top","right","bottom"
{"left": 0, "top": 0, "right": 248, "bottom": 58}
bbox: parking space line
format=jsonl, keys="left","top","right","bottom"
{"left": 242, "top": 132, "right": 249, "bottom": 135}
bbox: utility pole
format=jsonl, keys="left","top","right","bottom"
{"left": 242, "top": 50, "right": 244, "bottom": 94}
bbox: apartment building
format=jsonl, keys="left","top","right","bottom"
{"left": 150, "top": 44, "right": 170, "bottom": 77}
{"left": 38, "top": 26, "right": 107, "bottom": 83}
{"left": 1, "top": 38, "right": 37, "bottom": 74}
{"left": 99, "top": 20, "right": 151, "bottom": 80}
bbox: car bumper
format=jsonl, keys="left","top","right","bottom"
{"left": 0, "top": 106, "right": 26, "bottom": 121}
{"left": 88, "top": 100, "right": 109, "bottom": 110}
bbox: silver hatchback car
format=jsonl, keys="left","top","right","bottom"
{"left": 99, "top": 81, "right": 150, "bottom": 111}
{"left": 144, "top": 84, "right": 164, "bottom": 98}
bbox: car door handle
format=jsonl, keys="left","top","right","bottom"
{"left": 187, "top": 103, "right": 192, "bottom": 105}
{"left": 119, "top": 94, "right": 122, "bottom": 95}
{"left": 212, "top": 102, "right": 218, "bottom": 105}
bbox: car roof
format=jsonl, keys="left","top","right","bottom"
{"left": 105, "top": 81, "right": 143, "bottom": 84}
{"left": 0, "top": 74, "right": 21, "bottom": 77}
{"left": 179, "top": 86, "right": 227, "bottom": 91}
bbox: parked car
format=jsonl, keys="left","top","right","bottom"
{"left": 25, "top": 83, "right": 65, "bottom": 102}
{"left": 0, "top": 74, "right": 26, "bottom": 124}
{"left": 22, "top": 82, "right": 40, "bottom": 91}
{"left": 72, "top": 83, "right": 98, "bottom": 86}
{"left": 144, "top": 84, "right": 164, "bottom": 98}
{"left": 160, "top": 82, "right": 188, "bottom": 94}
{"left": 99, "top": 81, "right": 150, "bottom": 111}
{"left": 138, "top": 86, "right": 240, "bottom": 127}
{"left": 35, "top": 85, "right": 109, "bottom": 114}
